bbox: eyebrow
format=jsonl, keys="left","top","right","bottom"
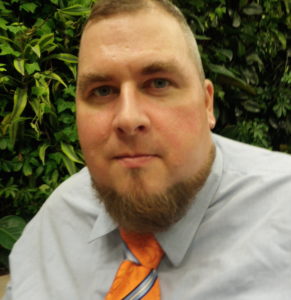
{"left": 77, "top": 73, "right": 113, "bottom": 95}
{"left": 141, "top": 61, "right": 183, "bottom": 76}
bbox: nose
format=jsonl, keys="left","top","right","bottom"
{"left": 112, "top": 84, "right": 150, "bottom": 136}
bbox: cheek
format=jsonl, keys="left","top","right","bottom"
{"left": 160, "top": 105, "right": 204, "bottom": 145}
{"left": 155, "top": 105, "right": 208, "bottom": 167}
{"left": 77, "top": 108, "right": 112, "bottom": 149}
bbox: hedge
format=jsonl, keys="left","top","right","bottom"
{"left": 0, "top": 0, "right": 290, "bottom": 269}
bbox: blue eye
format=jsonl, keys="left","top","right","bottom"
{"left": 93, "top": 86, "right": 115, "bottom": 97}
{"left": 152, "top": 79, "right": 170, "bottom": 89}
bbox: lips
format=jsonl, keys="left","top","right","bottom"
{"left": 114, "top": 153, "right": 154, "bottom": 159}
{"left": 113, "top": 154, "right": 158, "bottom": 168}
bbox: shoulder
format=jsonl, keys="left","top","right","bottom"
{"left": 212, "top": 134, "right": 291, "bottom": 213}
{"left": 8, "top": 167, "right": 109, "bottom": 300}
{"left": 42, "top": 166, "right": 106, "bottom": 219}
{"left": 213, "top": 134, "right": 291, "bottom": 176}
{"left": 17, "top": 167, "right": 103, "bottom": 242}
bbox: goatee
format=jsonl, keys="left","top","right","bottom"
{"left": 92, "top": 145, "right": 215, "bottom": 233}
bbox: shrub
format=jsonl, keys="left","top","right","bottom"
{"left": 0, "top": 0, "right": 92, "bottom": 220}
{"left": 0, "top": 216, "right": 26, "bottom": 269}
{"left": 177, "top": 0, "right": 290, "bottom": 150}
{"left": 0, "top": 0, "right": 290, "bottom": 270}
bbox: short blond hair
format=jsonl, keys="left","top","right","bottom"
{"left": 84, "top": 0, "right": 205, "bottom": 81}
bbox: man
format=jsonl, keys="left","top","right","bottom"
{"left": 4, "top": 0, "right": 291, "bottom": 299}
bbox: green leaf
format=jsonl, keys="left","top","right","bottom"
{"left": 12, "top": 161, "right": 23, "bottom": 172}
{"left": 0, "top": 137, "right": 7, "bottom": 150}
{"left": 282, "top": 71, "right": 291, "bottom": 84}
{"left": 63, "top": 84, "right": 76, "bottom": 97}
{"left": 38, "top": 33, "right": 55, "bottom": 52}
{"left": 68, "top": 64, "right": 77, "bottom": 80}
{"left": 58, "top": 5, "right": 91, "bottom": 16}
{"left": 2, "top": 88, "right": 27, "bottom": 129}
{"left": 275, "top": 31, "right": 287, "bottom": 49}
{"left": 195, "top": 35, "right": 211, "bottom": 41}
{"left": 23, "top": 160, "right": 32, "bottom": 176}
{"left": 237, "top": 41, "right": 246, "bottom": 57}
{"left": 273, "top": 100, "right": 291, "bottom": 118}
{"left": 9, "top": 118, "right": 28, "bottom": 148}
{"left": 0, "top": 36, "right": 16, "bottom": 45}
{"left": 44, "top": 72, "right": 67, "bottom": 87}
{"left": 1, "top": 114, "right": 11, "bottom": 133}
{"left": 39, "top": 144, "right": 50, "bottom": 165}
{"left": 219, "top": 49, "right": 233, "bottom": 62}
{"left": 0, "top": 216, "right": 26, "bottom": 250}
{"left": 209, "top": 64, "right": 256, "bottom": 95}
{"left": 0, "top": 75, "right": 11, "bottom": 85}
{"left": 242, "top": 100, "right": 261, "bottom": 113}
{"left": 61, "top": 142, "right": 83, "bottom": 164}
{"left": 209, "top": 64, "right": 238, "bottom": 79}
{"left": 246, "top": 53, "right": 264, "bottom": 71}
{"left": 243, "top": 3, "right": 263, "bottom": 15}
{"left": 30, "top": 121, "right": 41, "bottom": 138}
{"left": 9, "top": 122, "right": 18, "bottom": 149}
{"left": 10, "top": 88, "right": 28, "bottom": 121}
{"left": 232, "top": 11, "right": 241, "bottom": 28}
{"left": 31, "top": 85, "right": 48, "bottom": 97}
{"left": 31, "top": 44, "right": 41, "bottom": 58}
{"left": 283, "top": 0, "right": 290, "bottom": 14}
{"left": 0, "top": 63, "right": 6, "bottom": 72}
{"left": 33, "top": 18, "right": 53, "bottom": 35}
{"left": 0, "top": 44, "right": 18, "bottom": 57}
{"left": 7, "top": 23, "right": 27, "bottom": 35}
{"left": 0, "top": 43, "right": 20, "bottom": 57}
{"left": 0, "top": 17, "right": 8, "bottom": 29}
{"left": 19, "top": 3, "right": 38, "bottom": 13}
{"left": 45, "top": 53, "right": 78, "bottom": 64}
{"left": 62, "top": 154, "right": 77, "bottom": 175}
{"left": 13, "top": 58, "right": 25, "bottom": 75}
{"left": 25, "top": 62, "right": 40, "bottom": 75}
{"left": 57, "top": 99, "right": 75, "bottom": 113}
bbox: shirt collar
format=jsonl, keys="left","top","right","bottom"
{"left": 88, "top": 206, "right": 117, "bottom": 242}
{"left": 88, "top": 137, "right": 223, "bottom": 266}
{"left": 156, "top": 142, "right": 223, "bottom": 267}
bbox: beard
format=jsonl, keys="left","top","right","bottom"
{"left": 92, "top": 145, "right": 215, "bottom": 233}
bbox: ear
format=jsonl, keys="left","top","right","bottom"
{"left": 204, "top": 79, "right": 216, "bottom": 129}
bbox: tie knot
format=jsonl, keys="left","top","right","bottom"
{"left": 120, "top": 229, "right": 164, "bottom": 269}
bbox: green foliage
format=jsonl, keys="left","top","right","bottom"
{"left": 177, "top": 0, "right": 290, "bottom": 150}
{"left": 0, "top": 0, "right": 290, "bottom": 269}
{"left": 0, "top": 215, "right": 26, "bottom": 267}
{"left": 0, "top": 216, "right": 26, "bottom": 250}
{"left": 0, "top": 0, "right": 90, "bottom": 222}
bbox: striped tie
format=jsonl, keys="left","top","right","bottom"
{"left": 105, "top": 229, "right": 164, "bottom": 300}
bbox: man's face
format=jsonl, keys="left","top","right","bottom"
{"left": 76, "top": 8, "right": 215, "bottom": 231}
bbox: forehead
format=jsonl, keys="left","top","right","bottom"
{"left": 83, "top": 6, "right": 184, "bottom": 39}
{"left": 79, "top": 9, "right": 190, "bottom": 64}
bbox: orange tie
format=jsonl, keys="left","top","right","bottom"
{"left": 105, "top": 229, "right": 164, "bottom": 300}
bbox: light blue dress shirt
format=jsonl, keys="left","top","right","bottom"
{"left": 3, "top": 134, "right": 291, "bottom": 300}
